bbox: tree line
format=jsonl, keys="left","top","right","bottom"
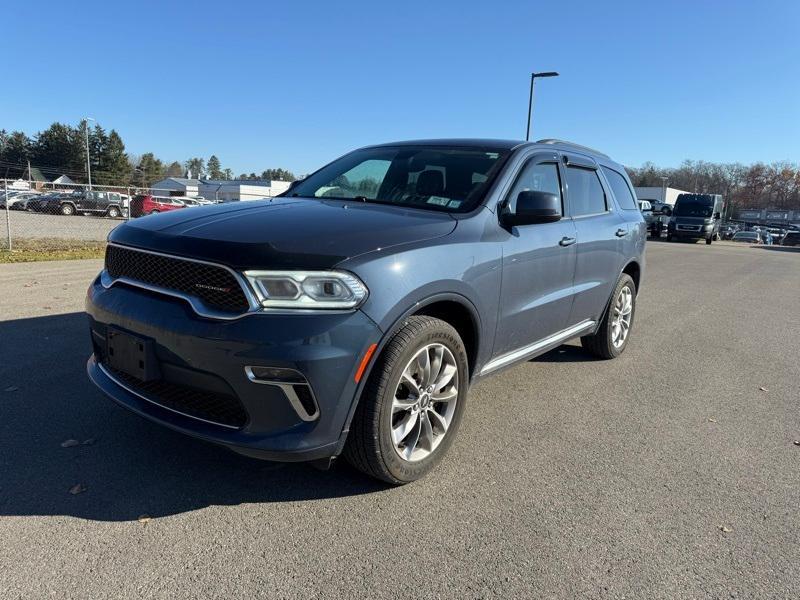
{"left": 0, "top": 121, "right": 297, "bottom": 188}
{"left": 2, "top": 121, "right": 796, "bottom": 209}
{"left": 626, "top": 160, "right": 800, "bottom": 210}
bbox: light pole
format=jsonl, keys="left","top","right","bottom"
{"left": 526, "top": 72, "right": 559, "bottom": 141}
{"left": 84, "top": 117, "right": 95, "bottom": 190}
{"left": 660, "top": 176, "right": 668, "bottom": 204}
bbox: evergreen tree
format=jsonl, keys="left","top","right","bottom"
{"left": 165, "top": 161, "right": 183, "bottom": 177}
{"left": 136, "top": 153, "right": 166, "bottom": 187}
{"left": 184, "top": 157, "right": 205, "bottom": 179}
{"left": 96, "top": 130, "right": 130, "bottom": 185}
{"left": 32, "top": 122, "right": 84, "bottom": 180}
{"left": 0, "top": 131, "right": 33, "bottom": 178}
{"left": 207, "top": 155, "right": 223, "bottom": 180}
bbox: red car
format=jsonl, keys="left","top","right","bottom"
{"left": 131, "top": 195, "right": 187, "bottom": 217}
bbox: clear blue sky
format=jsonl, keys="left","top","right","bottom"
{"left": 2, "top": 0, "right": 798, "bottom": 175}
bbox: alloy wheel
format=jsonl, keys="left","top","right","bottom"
{"left": 611, "top": 285, "right": 633, "bottom": 348}
{"left": 391, "top": 343, "right": 459, "bottom": 462}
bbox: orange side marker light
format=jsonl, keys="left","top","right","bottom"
{"left": 354, "top": 343, "right": 378, "bottom": 383}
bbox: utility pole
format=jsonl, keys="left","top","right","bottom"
{"left": 84, "top": 117, "right": 95, "bottom": 190}
{"left": 526, "top": 71, "right": 559, "bottom": 141}
{"left": 27, "top": 160, "right": 32, "bottom": 188}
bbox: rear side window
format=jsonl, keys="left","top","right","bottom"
{"left": 506, "top": 162, "right": 562, "bottom": 213}
{"left": 601, "top": 166, "right": 638, "bottom": 210}
{"left": 566, "top": 167, "right": 606, "bottom": 216}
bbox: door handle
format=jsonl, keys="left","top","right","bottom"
{"left": 559, "top": 236, "right": 577, "bottom": 247}
{"left": 615, "top": 228, "right": 628, "bottom": 237}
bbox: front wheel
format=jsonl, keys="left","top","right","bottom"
{"left": 581, "top": 274, "right": 636, "bottom": 359}
{"left": 706, "top": 235, "right": 713, "bottom": 245}
{"left": 60, "top": 203, "right": 75, "bottom": 216}
{"left": 344, "top": 316, "right": 468, "bottom": 484}
{"left": 107, "top": 206, "right": 120, "bottom": 218}
{"left": 666, "top": 233, "right": 673, "bottom": 242}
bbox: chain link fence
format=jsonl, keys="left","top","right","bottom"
{"left": 0, "top": 180, "right": 275, "bottom": 261}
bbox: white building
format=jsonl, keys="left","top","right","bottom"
{"left": 150, "top": 178, "right": 292, "bottom": 202}
{"left": 634, "top": 186, "right": 690, "bottom": 206}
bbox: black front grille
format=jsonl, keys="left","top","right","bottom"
{"left": 104, "top": 364, "right": 248, "bottom": 428}
{"left": 105, "top": 245, "right": 250, "bottom": 314}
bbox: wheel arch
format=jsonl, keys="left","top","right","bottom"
{"left": 336, "top": 292, "right": 483, "bottom": 452}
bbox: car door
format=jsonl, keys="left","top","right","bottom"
{"left": 563, "top": 154, "right": 626, "bottom": 326}
{"left": 491, "top": 154, "right": 578, "bottom": 358}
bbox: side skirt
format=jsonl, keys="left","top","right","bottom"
{"left": 478, "top": 319, "right": 596, "bottom": 377}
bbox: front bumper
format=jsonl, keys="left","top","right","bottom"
{"left": 85, "top": 275, "right": 382, "bottom": 461}
{"left": 669, "top": 224, "right": 713, "bottom": 239}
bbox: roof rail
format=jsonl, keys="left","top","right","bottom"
{"left": 535, "top": 139, "right": 610, "bottom": 159}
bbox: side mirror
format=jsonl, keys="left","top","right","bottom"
{"left": 503, "top": 191, "right": 561, "bottom": 226}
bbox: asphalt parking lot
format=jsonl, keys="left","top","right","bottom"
{"left": 1, "top": 242, "right": 798, "bottom": 599}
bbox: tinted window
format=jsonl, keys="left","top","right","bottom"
{"left": 506, "top": 161, "right": 562, "bottom": 213}
{"left": 566, "top": 167, "right": 606, "bottom": 216}
{"left": 287, "top": 145, "right": 511, "bottom": 213}
{"left": 601, "top": 167, "right": 638, "bottom": 210}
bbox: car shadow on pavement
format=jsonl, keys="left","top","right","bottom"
{"left": 531, "top": 342, "right": 600, "bottom": 363}
{"left": 754, "top": 246, "right": 800, "bottom": 253}
{"left": 0, "top": 313, "right": 387, "bottom": 522}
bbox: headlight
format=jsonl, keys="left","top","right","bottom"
{"left": 244, "top": 270, "right": 368, "bottom": 309}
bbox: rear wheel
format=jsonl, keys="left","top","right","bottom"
{"left": 666, "top": 233, "right": 673, "bottom": 242}
{"left": 344, "top": 316, "right": 468, "bottom": 484}
{"left": 148, "top": 209, "right": 160, "bottom": 215}
{"left": 581, "top": 274, "right": 636, "bottom": 359}
{"left": 706, "top": 235, "right": 713, "bottom": 245}
{"left": 60, "top": 203, "right": 75, "bottom": 216}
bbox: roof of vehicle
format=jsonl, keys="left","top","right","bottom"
{"left": 365, "top": 138, "right": 615, "bottom": 162}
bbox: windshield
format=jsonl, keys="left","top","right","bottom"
{"left": 285, "top": 145, "right": 511, "bottom": 213}
{"left": 674, "top": 202, "right": 712, "bottom": 217}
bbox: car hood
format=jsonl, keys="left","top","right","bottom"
{"left": 109, "top": 197, "right": 457, "bottom": 270}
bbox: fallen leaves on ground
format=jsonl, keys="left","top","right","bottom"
{"left": 69, "top": 484, "right": 87, "bottom": 495}
{"left": 793, "top": 440, "right": 800, "bottom": 447}
{"left": 708, "top": 418, "right": 717, "bottom": 423}
{"left": 60, "top": 439, "right": 80, "bottom": 448}
{"left": 718, "top": 525, "right": 732, "bottom": 533}
{"left": 137, "top": 515, "right": 152, "bottom": 524}
{"left": 759, "top": 387, "right": 768, "bottom": 392}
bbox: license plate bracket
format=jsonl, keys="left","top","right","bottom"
{"left": 106, "top": 327, "right": 160, "bottom": 382}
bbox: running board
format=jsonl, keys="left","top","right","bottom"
{"left": 479, "top": 320, "right": 596, "bottom": 376}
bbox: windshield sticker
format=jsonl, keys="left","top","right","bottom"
{"left": 427, "top": 196, "right": 450, "bottom": 206}
{"left": 447, "top": 200, "right": 462, "bottom": 208}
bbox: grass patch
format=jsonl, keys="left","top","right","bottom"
{"left": 0, "top": 238, "right": 106, "bottom": 263}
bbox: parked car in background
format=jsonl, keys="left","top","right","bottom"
{"left": 5, "top": 191, "right": 40, "bottom": 210}
{"left": 35, "top": 190, "right": 127, "bottom": 218}
{"left": 667, "top": 194, "right": 724, "bottom": 244}
{"left": 86, "top": 138, "right": 647, "bottom": 484}
{"left": 130, "top": 194, "right": 187, "bottom": 217}
{"left": 174, "top": 196, "right": 214, "bottom": 207}
{"left": 731, "top": 231, "right": 761, "bottom": 244}
{"left": 721, "top": 224, "right": 739, "bottom": 239}
{"left": 781, "top": 231, "right": 800, "bottom": 247}
{"left": 27, "top": 192, "right": 77, "bottom": 214}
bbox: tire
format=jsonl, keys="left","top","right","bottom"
{"left": 344, "top": 316, "right": 469, "bottom": 484}
{"left": 705, "top": 235, "right": 712, "bottom": 245}
{"left": 149, "top": 209, "right": 159, "bottom": 215}
{"left": 580, "top": 274, "right": 636, "bottom": 360}
{"left": 60, "top": 203, "right": 75, "bottom": 216}
{"left": 666, "top": 233, "right": 673, "bottom": 242}
{"left": 107, "top": 206, "right": 120, "bottom": 218}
